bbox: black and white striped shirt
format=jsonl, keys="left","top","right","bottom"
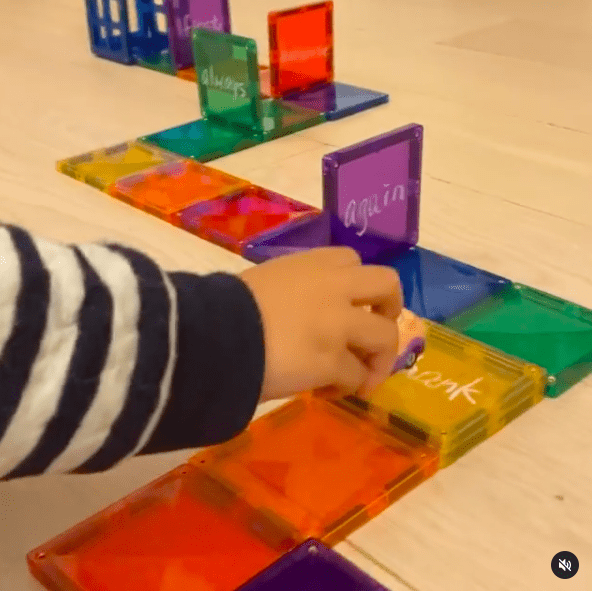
{"left": 0, "top": 224, "right": 265, "bottom": 480}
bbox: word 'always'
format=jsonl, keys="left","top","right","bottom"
{"left": 200, "top": 65, "right": 246, "bottom": 100}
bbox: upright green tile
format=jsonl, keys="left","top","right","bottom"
{"left": 193, "top": 29, "right": 262, "bottom": 136}
{"left": 445, "top": 283, "right": 592, "bottom": 397}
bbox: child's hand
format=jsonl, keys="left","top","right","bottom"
{"left": 240, "top": 247, "right": 403, "bottom": 402}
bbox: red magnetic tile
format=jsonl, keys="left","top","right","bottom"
{"left": 27, "top": 465, "right": 300, "bottom": 591}
{"left": 268, "top": 2, "right": 334, "bottom": 97}
{"left": 179, "top": 185, "right": 320, "bottom": 254}
{"left": 191, "top": 396, "right": 438, "bottom": 545}
{"left": 108, "top": 160, "right": 249, "bottom": 225}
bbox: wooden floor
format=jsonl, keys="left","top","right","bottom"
{"left": 1, "top": 1, "right": 592, "bottom": 589}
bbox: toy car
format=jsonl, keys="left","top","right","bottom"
{"left": 392, "top": 308, "right": 426, "bottom": 372}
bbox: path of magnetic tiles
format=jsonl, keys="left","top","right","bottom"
{"left": 31, "top": 3, "right": 592, "bottom": 591}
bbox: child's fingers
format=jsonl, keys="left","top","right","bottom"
{"left": 347, "top": 266, "right": 402, "bottom": 321}
{"left": 345, "top": 308, "right": 399, "bottom": 354}
{"left": 332, "top": 350, "right": 369, "bottom": 394}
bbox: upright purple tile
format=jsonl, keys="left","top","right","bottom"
{"left": 236, "top": 539, "right": 389, "bottom": 591}
{"left": 166, "top": 0, "right": 232, "bottom": 70}
{"left": 323, "top": 123, "right": 423, "bottom": 263}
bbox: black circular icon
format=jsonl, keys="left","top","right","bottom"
{"left": 551, "top": 551, "right": 579, "bottom": 579}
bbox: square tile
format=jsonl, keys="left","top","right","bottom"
{"left": 193, "top": 29, "right": 263, "bottom": 135}
{"left": 166, "top": 0, "right": 231, "bottom": 70}
{"left": 57, "top": 141, "right": 179, "bottom": 191}
{"left": 108, "top": 160, "right": 248, "bottom": 224}
{"left": 361, "top": 321, "right": 547, "bottom": 467}
{"left": 283, "top": 82, "right": 388, "bottom": 120}
{"left": 136, "top": 49, "right": 177, "bottom": 75}
{"left": 236, "top": 539, "right": 390, "bottom": 591}
{"left": 141, "top": 119, "right": 262, "bottom": 162}
{"left": 191, "top": 396, "right": 438, "bottom": 545}
{"left": 180, "top": 185, "right": 320, "bottom": 254}
{"left": 243, "top": 212, "right": 331, "bottom": 263}
{"left": 27, "top": 465, "right": 300, "bottom": 591}
{"left": 323, "top": 124, "right": 423, "bottom": 262}
{"left": 268, "top": 2, "right": 334, "bottom": 97}
{"left": 386, "top": 247, "right": 510, "bottom": 323}
{"left": 446, "top": 283, "right": 592, "bottom": 397}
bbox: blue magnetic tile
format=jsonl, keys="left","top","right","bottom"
{"left": 236, "top": 539, "right": 389, "bottom": 591}
{"left": 386, "top": 246, "right": 510, "bottom": 322}
{"left": 140, "top": 119, "right": 262, "bottom": 163}
{"left": 282, "top": 82, "right": 388, "bottom": 121}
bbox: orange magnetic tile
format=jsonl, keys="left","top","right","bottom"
{"left": 28, "top": 465, "right": 300, "bottom": 591}
{"left": 268, "top": 1, "right": 334, "bottom": 97}
{"left": 108, "top": 160, "right": 249, "bottom": 225}
{"left": 191, "top": 397, "right": 437, "bottom": 545}
{"left": 177, "top": 66, "right": 197, "bottom": 81}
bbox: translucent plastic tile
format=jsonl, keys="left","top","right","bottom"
{"left": 129, "top": 0, "right": 170, "bottom": 65}
{"left": 109, "top": 160, "right": 249, "bottom": 224}
{"left": 386, "top": 246, "right": 510, "bottom": 323}
{"left": 27, "top": 464, "right": 300, "bottom": 591}
{"left": 283, "top": 82, "right": 388, "bottom": 120}
{"left": 85, "top": 0, "right": 134, "bottom": 64}
{"left": 56, "top": 141, "right": 179, "bottom": 191}
{"left": 193, "top": 29, "right": 262, "bottom": 134}
{"left": 191, "top": 396, "right": 438, "bottom": 545}
{"left": 179, "top": 186, "right": 320, "bottom": 254}
{"left": 323, "top": 124, "right": 423, "bottom": 263}
{"left": 446, "top": 283, "right": 592, "bottom": 397}
{"left": 243, "top": 211, "right": 331, "bottom": 263}
{"left": 141, "top": 119, "right": 262, "bottom": 163}
{"left": 258, "top": 98, "right": 325, "bottom": 140}
{"left": 361, "top": 321, "right": 547, "bottom": 467}
{"left": 236, "top": 539, "right": 390, "bottom": 591}
{"left": 177, "top": 66, "right": 197, "bottom": 81}
{"left": 136, "top": 49, "right": 177, "bottom": 75}
{"left": 166, "top": 0, "right": 232, "bottom": 70}
{"left": 268, "top": 2, "right": 334, "bottom": 97}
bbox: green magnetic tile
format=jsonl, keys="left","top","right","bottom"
{"left": 140, "top": 119, "right": 262, "bottom": 163}
{"left": 258, "top": 98, "right": 325, "bottom": 140}
{"left": 137, "top": 50, "right": 177, "bottom": 76}
{"left": 193, "top": 29, "right": 262, "bottom": 135}
{"left": 445, "top": 283, "right": 592, "bottom": 397}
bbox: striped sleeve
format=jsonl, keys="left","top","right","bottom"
{"left": 0, "top": 224, "right": 264, "bottom": 480}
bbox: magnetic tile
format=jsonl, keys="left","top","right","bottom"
{"left": 166, "top": 0, "right": 231, "bottom": 70}
{"left": 177, "top": 66, "right": 197, "bottom": 81}
{"left": 129, "top": 1, "right": 170, "bottom": 64}
{"left": 446, "top": 283, "right": 592, "bottom": 397}
{"left": 243, "top": 212, "right": 331, "bottom": 263}
{"left": 28, "top": 464, "right": 300, "bottom": 591}
{"left": 56, "top": 141, "right": 179, "bottom": 191}
{"left": 191, "top": 396, "right": 438, "bottom": 545}
{"left": 361, "top": 321, "right": 547, "bottom": 467}
{"left": 136, "top": 49, "right": 177, "bottom": 75}
{"left": 386, "top": 246, "right": 510, "bottom": 323}
{"left": 268, "top": 2, "right": 334, "bottom": 97}
{"left": 236, "top": 539, "right": 390, "bottom": 591}
{"left": 179, "top": 185, "right": 320, "bottom": 254}
{"left": 283, "top": 82, "right": 388, "bottom": 120}
{"left": 323, "top": 124, "right": 423, "bottom": 262}
{"left": 258, "top": 98, "right": 325, "bottom": 140}
{"left": 141, "top": 119, "right": 262, "bottom": 163}
{"left": 84, "top": 0, "right": 135, "bottom": 64}
{"left": 109, "top": 160, "right": 249, "bottom": 224}
{"left": 193, "top": 29, "right": 262, "bottom": 135}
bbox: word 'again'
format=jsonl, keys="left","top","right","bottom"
{"left": 344, "top": 183, "right": 406, "bottom": 237}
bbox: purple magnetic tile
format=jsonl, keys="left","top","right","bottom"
{"left": 323, "top": 123, "right": 422, "bottom": 262}
{"left": 166, "top": 0, "right": 231, "bottom": 70}
{"left": 236, "top": 539, "right": 389, "bottom": 591}
{"left": 244, "top": 212, "right": 331, "bottom": 263}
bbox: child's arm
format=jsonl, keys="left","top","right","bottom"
{"left": 0, "top": 224, "right": 264, "bottom": 479}
{"left": 0, "top": 224, "right": 403, "bottom": 480}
